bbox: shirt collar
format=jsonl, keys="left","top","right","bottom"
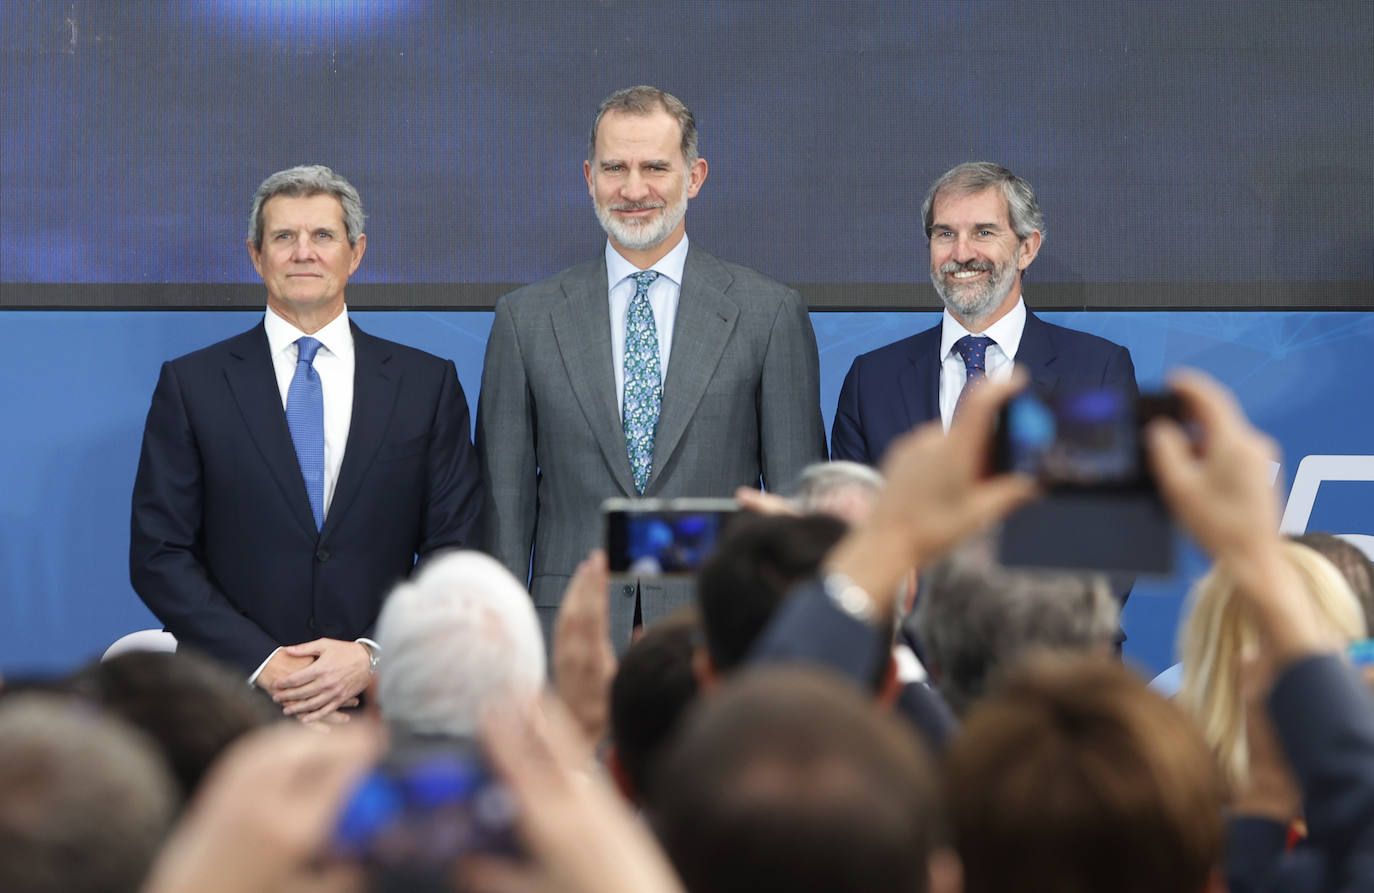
{"left": 264, "top": 304, "right": 353, "bottom": 360}
{"left": 604, "top": 234, "right": 690, "bottom": 291}
{"left": 940, "top": 296, "right": 1027, "bottom": 360}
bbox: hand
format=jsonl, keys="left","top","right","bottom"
{"left": 272, "top": 639, "right": 372, "bottom": 723}
{"left": 141, "top": 721, "right": 381, "bottom": 893}
{"left": 734, "top": 486, "right": 801, "bottom": 517}
{"left": 826, "top": 373, "right": 1038, "bottom": 614}
{"left": 1147, "top": 370, "right": 1337, "bottom": 663}
{"left": 552, "top": 550, "right": 618, "bottom": 751}
{"left": 458, "top": 698, "right": 685, "bottom": 893}
{"left": 254, "top": 649, "right": 316, "bottom": 692}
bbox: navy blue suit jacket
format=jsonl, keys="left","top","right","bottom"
{"left": 130, "top": 320, "right": 483, "bottom": 673}
{"left": 831, "top": 310, "right": 1138, "bottom": 465}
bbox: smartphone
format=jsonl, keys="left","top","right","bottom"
{"left": 992, "top": 386, "right": 1184, "bottom": 575}
{"left": 603, "top": 497, "right": 740, "bottom": 576}
{"left": 994, "top": 387, "right": 1184, "bottom": 492}
{"left": 332, "top": 735, "right": 518, "bottom": 891}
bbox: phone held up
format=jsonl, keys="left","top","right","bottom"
{"left": 602, "top": 497, "right": 741, "bottom": 578}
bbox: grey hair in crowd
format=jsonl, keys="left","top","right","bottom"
{"left": 793, "top": 461, "right": 884, "bottom": 515}
{"left": 921, "top": 161, "right": 1045, "bottom": 241}
{"left": 375, "top": 551, "right": 546, "bottom": 738}
{"left": 915, "top": 536, "right": 1118, "bottom": 715}
{"left": 588, "top": 85, "right": 699, "bottom": 165}
{"left": 247, "top": 164, "right": 366, "bottom": 250}
{"left": 0, "top": 694, "right": 177, "bottom": 893}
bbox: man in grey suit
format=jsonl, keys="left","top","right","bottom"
{"left": 477, "top": 85, "right": 826, "bottom": 648}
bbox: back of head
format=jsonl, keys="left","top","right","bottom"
{"left": 1178, "top": 540, "right": 1366, "bottom": 791}
{"left": 70, "top": 650, "right": 277, "bottom": 802}
{"left": 696, "top": 513, "right": 849, "bottom": 674}
{"left": 793, "top": 460, "right": 884, "bottom": 524}
{"left": 947, "top": 655, "right": 1224, "bottom": 893}
{"left": 915, "top": 537, "right": 1118, "bottom": 715}
{"left": 0, "top": 693, "right": 177, "bottom": 893}
{"left": 650, "top": 666, "right": 938, "bottom": 893}
{"left": 609, "top": 608, "right": 701, "bottom": 805}
{"left": 377, "top": 550, "right": 546, "bottom": 738}
{"left": 1289, "top": 531, "right": 1374, "bottom": 632}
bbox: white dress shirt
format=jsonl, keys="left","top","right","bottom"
{"left": 605, "top": 236, "right": 689, "bottom": 416}
{"left": 264, "top": 304, "right": 354, "bottom": 517}
{"left": 937, "top": 297, "right": 1028, "bottom": 431}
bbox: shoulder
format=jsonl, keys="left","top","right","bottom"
{"left": 848, "top": 324, "right": 941, "bottom": 373}
{"left": 164, "top": 325, "right": 265, "bottom": 375}
{"left": 495, "top": 258, "right": 603, "bottom": 315}
{"left": 688, "top": 247, "right": 801, "bottom": 308}
{"left": 1029, "top": 313, "right": 1131, "bottom": 362}
{"left": 352, "top": 325, "right": 453, "bottom": 374}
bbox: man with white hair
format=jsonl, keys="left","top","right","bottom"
{"left": 374, "top": 551, "right": 546, "bottom": 737}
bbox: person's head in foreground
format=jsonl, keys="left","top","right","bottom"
{"left": 946, "top": 654, "right": 1226, "bottom": 893}
{"left": 376, "top": 550, "right": 546, "bottom": 738}
{"left": 649, "top": 666, "right": 952, "bottom": 893}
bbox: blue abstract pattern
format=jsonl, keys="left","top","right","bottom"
{"left": 622, "top": 271, "right": 661, "bottom": 493}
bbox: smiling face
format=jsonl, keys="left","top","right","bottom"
{"left": 585, "top": 107, "right": 708, "bottom": 266}
{"left": 927, "top": 187, "right": 1041, "bottom": 331}
{"left": 248, "top": 193, "right": 365, "bottom": 332}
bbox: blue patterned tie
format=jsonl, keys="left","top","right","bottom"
{"left": 623, "top": 270, "right": 662, "bottom": 493}
{"left": 286, "top": 336, "right": 325, "bottom": 529}
{"left": 953, "top": 335, "right": 995, "bottom": 416}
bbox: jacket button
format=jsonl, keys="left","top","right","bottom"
{"left": 621, "top": 584, "right": 635, "bottom": 598}
{"left": 307, "top": 616, "right": 317, "bottom": 631}
{"left": 315, "top": 547, "right": 331, "bottom": 562}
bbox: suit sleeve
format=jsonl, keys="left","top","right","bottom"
{"left": 1104, "top": 343, "right": 1139, "bottom": 398}
{"left": 758, "top": 289, "right": 827, "bottom": 493}
{"left": 129, "top": 361, "right": 278, "bottom": 670}
{"left": 415, "top": 359, "right": 484, "bottom": 557}
{"left": 830, "top": 358, "right": 871, "bottom": 463}
{"left": 475, "top": 299, "right": 538, "bottom": 586}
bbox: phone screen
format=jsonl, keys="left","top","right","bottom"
{"left": 604, "top": 500, "right": 740, "bottom": 575}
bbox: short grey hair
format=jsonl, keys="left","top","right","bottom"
{"left": 0, "top": 694, "right": 177, "bottom": 893}
{"left": 914, "top": 536, "right": 1117, "bottom": 716}
{"left": 921, "top": 161, "right": 1045, "bottom": 242}
{"left": 588, "top": 85, "right": 699, "bottom": 166}
{"left": 793, "top": 461, "right": 885, "bottom": 514}
{"left": 376, "top": 551, "right": 547, "bottom": 738}
{"left": 247, "top": 164, "right": 366, "bottom": 250}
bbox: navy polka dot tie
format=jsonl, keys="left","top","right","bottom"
{"left": 953, "top": 335, "right": 995, "bottom": 417}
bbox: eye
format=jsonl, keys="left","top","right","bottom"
{"left": 314, "top": 231, "right": 334, "bottom": 241}
{"left": 978, "top": 229, "right": 996, "bottom": 238}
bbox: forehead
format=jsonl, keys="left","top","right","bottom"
{"left": 930, "top": 187, "right": 1012, "bottom": 228}
{"left": 260, "top": 193, "right": 347, "bottom": 230}
{"left": 594, "top": 108, "right": 682, "bottom": 160}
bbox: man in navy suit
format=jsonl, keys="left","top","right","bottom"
{"left": 130, "top": 165, "right": 482, "bottom": 722}
{"left": 831, "top": 162, "right": 1136, "bottom": 466}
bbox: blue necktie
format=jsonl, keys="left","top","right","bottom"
{"left": 286, "top": 336, "right": 325, "bottom": 529}
{"left": 953, "top": 335, "right": 995, "bottom": 416}
{"left": 623, "top": 270, "right": 662, "bottom": 493}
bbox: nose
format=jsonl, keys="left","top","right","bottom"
{"left": 290, "top": 233, "right": 315, "bottom": 262}
{"left": 621, "top": 169, "right": 650, "bottom": 201}
{"left": 950, "top": 232, "right": 977, "bottom": 263}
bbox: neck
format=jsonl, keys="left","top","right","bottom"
{"left": 952, "top": 285, "right": 1021, "bottom": 334}
{"left": 270, "top": 299, "right": 344, "bottom": 336}
{"left": 611, "top": 225, "right": 685, "bottom": 271}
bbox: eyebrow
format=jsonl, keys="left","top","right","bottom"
{"left": 931, "top": 221, "right": 1006, "bottom": 231}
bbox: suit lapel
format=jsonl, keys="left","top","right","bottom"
{"left": 550, "top": 258, "right": 638, "bottom": 496}
{"left": 649, "top": 247, "right": 738, "bottom": 490}
{"left": 324, "top": 323, "right": 400, "bottom": 536}
{"left": 898, "top": 325, "right": 942, "bottom": 428}
{"left": 1012, "top": 310, "right": 1063, "bottom": 399}
{"left": 222, "top": 323, "right": 317, "bottom": 536}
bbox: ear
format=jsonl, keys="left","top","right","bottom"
{"left": 692, "top": 645, "right": 718, "bottom": 691}
{"left": 605, "top": 745, "right": 639, "bottom": 806}
{"left": 247, "top": 238, "right": 265, "bottom": 278}
{"left": 1015, "top": 230, "right": 1042, "bottom": 270}
{"left": 348, "top": 232, "right": 367, "bottom": 274}
{"left": 584, "top": 159, "right": 595, "bottom": 196}
{"left": 686, "top": 157, "right": 708, "bottom": 199}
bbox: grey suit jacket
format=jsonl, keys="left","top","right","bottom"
{"left": 476, "top": 244, "right": 826, "bottom": 648}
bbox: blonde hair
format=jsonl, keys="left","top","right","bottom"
{"left": 1177, "top": 542, "right": 1367, "bottom": 792}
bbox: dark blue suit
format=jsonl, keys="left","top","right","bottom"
{"left": 130, "top": 320, "right": 483, "bottom": 673}
{"left": 831, "top": 310, "right": 1138, "bottom": 465}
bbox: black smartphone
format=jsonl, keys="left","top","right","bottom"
{"left": 992, "top": 386, "right": 1184, "bottom": 575}
{"left": 332, "top": 736, "right": 518, "bottom": 892}
{"left": 994, "top": 387, "right": 1184, "bottom": 492}
{"left": 602, "top": 497, "right": 740, "bottom": 576}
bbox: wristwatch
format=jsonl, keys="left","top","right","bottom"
{"left": 360, "top": 640, "right": 380, "bottom": 674}
{"left": 821, "top": 571, "right": 879, "bottom": 624}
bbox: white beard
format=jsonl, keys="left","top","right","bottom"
{"left": 931, "top": 252, "right": 1020, "bottom": 328}
{"left": 594, "top": 180, "right": 689, "bottom": 252}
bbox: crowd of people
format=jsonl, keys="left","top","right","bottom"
{"left": 3, "top": 369, "right": 1373, "bottom": 893}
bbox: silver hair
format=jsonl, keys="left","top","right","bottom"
{"left": 914, "top": 536, "right": 1117, "bottom": 716}
{"left": 0, "top": 694, "right": 177, "bottom": 893}
{"left": 376, "top": 551, "right": 547, "bottom": 738}
{"left": 247, "top": 164, "right": 366, "bottom": 250}
{"left": 921, "top": 161, "right": 1045, "bottom": 242}
{"left": 588, "top": 85, "right": 699, "bottom": 165}
{"left": 793, "top": 461, "right": 885, "bottom": 514}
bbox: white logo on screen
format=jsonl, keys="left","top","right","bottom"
{"left": 1278, "top": 455, "right": 1374, "bottom": 560}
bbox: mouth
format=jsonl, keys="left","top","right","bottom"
{"left": 940, "top": 262, "right": 994, "bottom": 283}
{"left": 611, "top": 202, "right": 664, "bottom": 218}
